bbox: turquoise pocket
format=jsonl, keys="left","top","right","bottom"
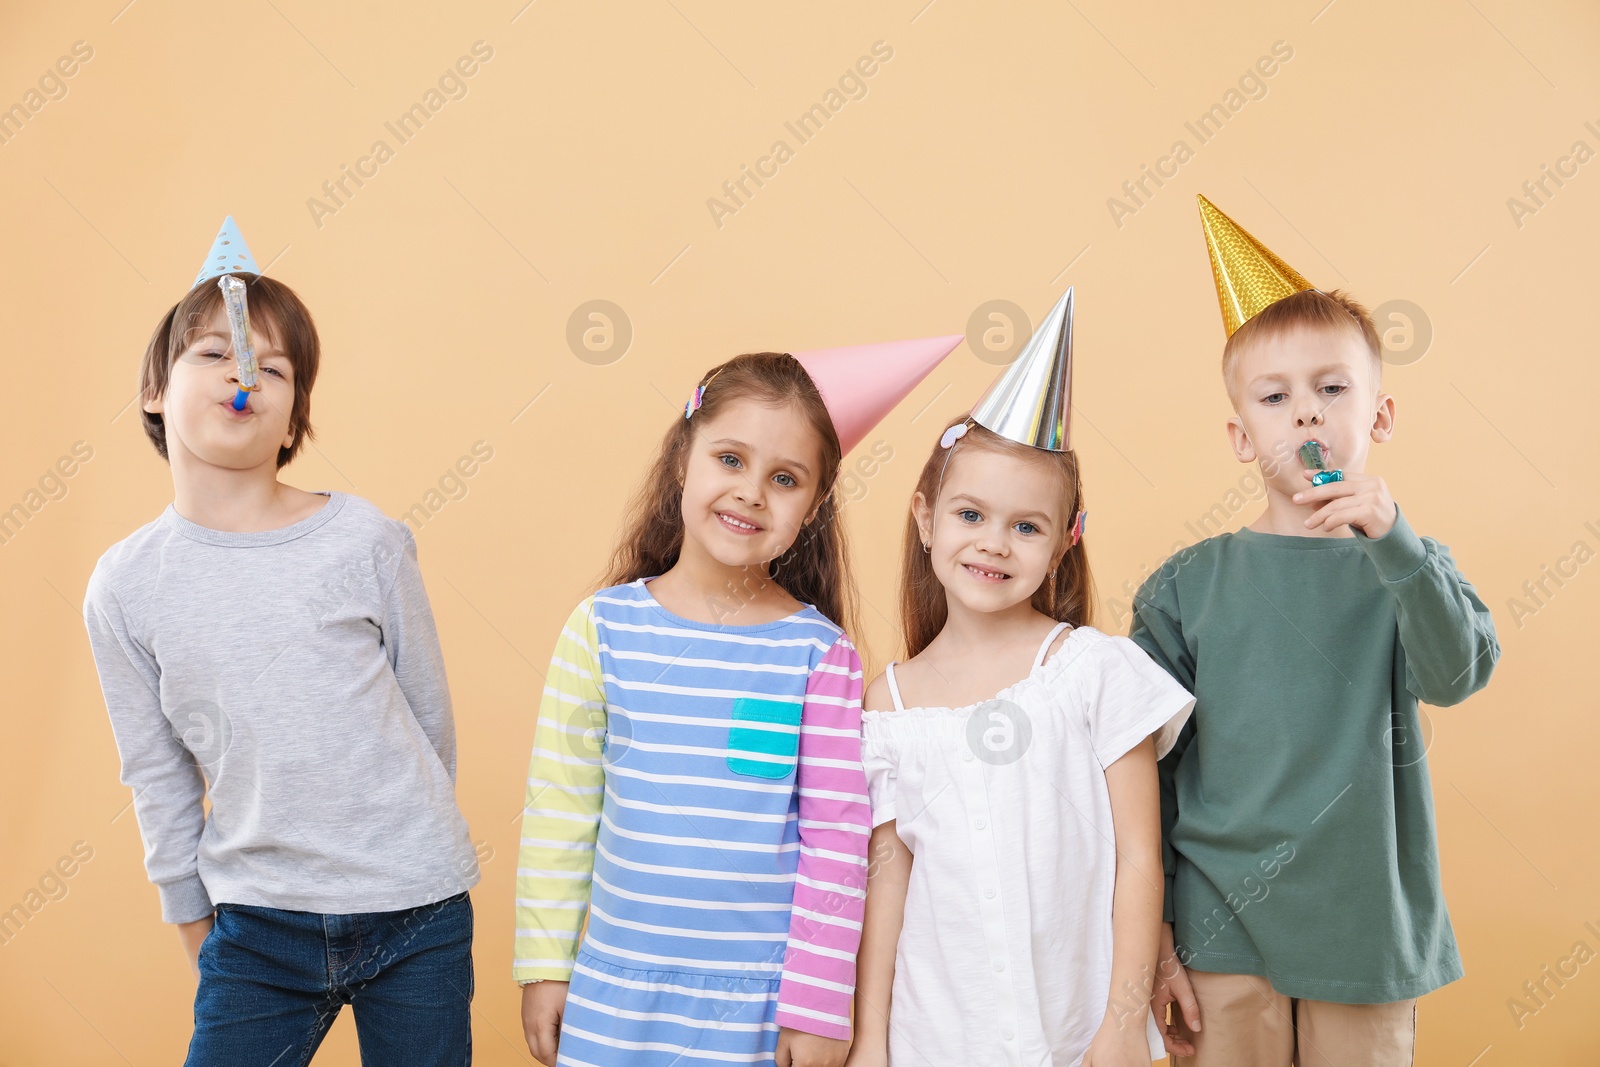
{"left": 727, "top": 697, "right": 803, "bottom": 779}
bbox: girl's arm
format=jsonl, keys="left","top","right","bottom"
{"left": 776, "top": 635, "right": 869, "bottom": 1045}
{"left": 844, "top": 820, "right": 912, "bottom": 1065}
{"left": 1085, "top": 735, "right": 1163, "bottom": 1065}
{"left": 514, "top": 598, "right": 609, "bottom": 1062}
{"left": 513, "top": 599, "right": 607, "bottom": 982}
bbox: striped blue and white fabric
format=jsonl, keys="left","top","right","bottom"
{"left": 514, "top": 579, "right": 870, "bottom": 1066}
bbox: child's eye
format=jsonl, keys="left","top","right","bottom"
{"left": 773, "top": 472, "right": 796, "bottom": 488}
{"left": 958, "top": 509, "right": 981, "bottom": 523}
{"left": 719, "top": 453, "right": 742, "bottom": 469}
{"left": 1262, "top": 392, "right": 1286, "bottom": 405}
{"left": 1015, "top": 521, "right": 1039, "bottom": 535}
{"left": 1320, "top": 383, "right": 1347, "bottom": 396}
{"left": 262, "top": 366, "right": 286, "bottom": 380}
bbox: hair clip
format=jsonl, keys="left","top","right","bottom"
{"left": 684, "top": 367, "right": 730, "bottom": 420}
{"left": 1070, "top": 510, "right": 1087, "bottom": 547}
{"left": 940, "top": 422, "right": 970, "bottom": 449}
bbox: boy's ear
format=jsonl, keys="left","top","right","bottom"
{"left": 1370, "top": 392, "right": 1396, "bottom": 444}
{"left": 911, "top": 490, "right": 933, "bottom": 548}
{"left": 1226, "top": 415, "right": 1256, "bottom": 464}
{"left": 141, "top": 390, "right": 164, "bottom": 415}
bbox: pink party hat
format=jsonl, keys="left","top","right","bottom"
{"left": 791, "top": 335, "right": 962, "bottom": 454}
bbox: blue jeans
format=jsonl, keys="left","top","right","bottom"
{"left": 186, "top": 892, "right": 473, "bottom": 1066}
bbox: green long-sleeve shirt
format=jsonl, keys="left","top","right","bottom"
{"left": 1130, "top": 506, "right": 1499, "bottom": 1003}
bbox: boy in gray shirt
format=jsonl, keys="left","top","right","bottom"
{"left": 84, "top": 218, "right": 479, "bottom": 1066}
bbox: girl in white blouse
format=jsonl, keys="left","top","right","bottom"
{"left": 845, "top": 418, "right": 1194, "bottom": 1067}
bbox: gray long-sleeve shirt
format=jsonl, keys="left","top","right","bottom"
{"left": 84, "top": 492, "right": 479, "bottom": 923}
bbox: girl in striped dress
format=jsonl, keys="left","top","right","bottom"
{"left": 514, "top": 343, "right": 957, "bottom": 1067}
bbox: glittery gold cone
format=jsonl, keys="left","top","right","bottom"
{"left": 1198, "top": 194, "right": 1314, "bottom": 337}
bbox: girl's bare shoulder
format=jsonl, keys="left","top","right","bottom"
{"left": 863, "top": 672, "right": 895, "bottom": 714}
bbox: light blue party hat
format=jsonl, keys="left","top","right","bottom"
{"left": 192, "top": 216, "right": 260, "bottom": 288}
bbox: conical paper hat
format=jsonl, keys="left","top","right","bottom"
{"left": 193, "top": 216, "right": 260, "bottom": 288}
{"left": 1198, "top": 194, "right": 1314, "bottom": 337}
{"left": 791, "top": 334, "right": 962, "bottom": 454}
{"left": 969, "top": 287, "right": 1075, "bottom": 451}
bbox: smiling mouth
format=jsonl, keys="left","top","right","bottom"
{"left": 717, "top": 512, "right": 762, "bottom": 534}
{"left": 962, "top": 563, "right": 1010, "bottom": 581}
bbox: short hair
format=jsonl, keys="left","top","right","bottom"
{"left": 139, "top": 275, "right": 320, "bottom": 468}
{"left": 1222, "top": 289, "right": 1382, "bottom": 400}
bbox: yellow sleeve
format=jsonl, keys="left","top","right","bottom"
{"left": 512, "top": 597, "right": 606, "bottom": 982}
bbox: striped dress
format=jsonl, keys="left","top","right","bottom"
{"left": 514, "top": 579, "right": 869, "bottom": 1065}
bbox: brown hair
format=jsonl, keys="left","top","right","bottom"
{"left": 1222, "top": 288, "right": 1382, "bottom": 400}
{"left": 599, "top": 352, "right": 861, "bottom": 641}
{"left": 899, "top": 418, "right": 1094, "bottom": 658}
{"left": 139, "top": 274, "right": 320, "bottom": 468}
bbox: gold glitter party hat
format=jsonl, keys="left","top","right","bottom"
{"left": 1198, "top": 194, "right": 1315, "bottom": 337}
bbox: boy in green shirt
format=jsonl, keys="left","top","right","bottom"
{"left": 1132, "top": 196, "right": 1499, "bottom": 1066}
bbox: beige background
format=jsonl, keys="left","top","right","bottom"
{"left": 2, "top": 1, "right": 1596, "bottom": 1063}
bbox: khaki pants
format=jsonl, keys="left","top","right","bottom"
{"left": 1172, "top": 971, "right": 1417, "bottom": 1067}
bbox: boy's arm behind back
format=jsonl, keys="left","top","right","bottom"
{"left": 381, "top": 526, "right": 457, "bottom": 776}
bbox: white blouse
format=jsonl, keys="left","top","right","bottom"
{"left": 863, "top": 623, "right": 1195, "bottom": 1067}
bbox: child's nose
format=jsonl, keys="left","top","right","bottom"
{"left": 1294, "top": 402, "right": 1323, "bottom": 427}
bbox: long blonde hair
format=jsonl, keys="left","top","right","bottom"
{"left": 599, "top": 352, "right": 861, "bottom": 641}
{"left": 899, "top": 418, "right": 1093, "bottom": 658}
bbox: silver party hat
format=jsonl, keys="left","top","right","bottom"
{"left": 970, "top": 287, "right": 1074, "bottom": 451}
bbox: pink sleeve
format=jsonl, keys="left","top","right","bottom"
{"left": 774, "top": 634, "right": 870, "bottom": 1040}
